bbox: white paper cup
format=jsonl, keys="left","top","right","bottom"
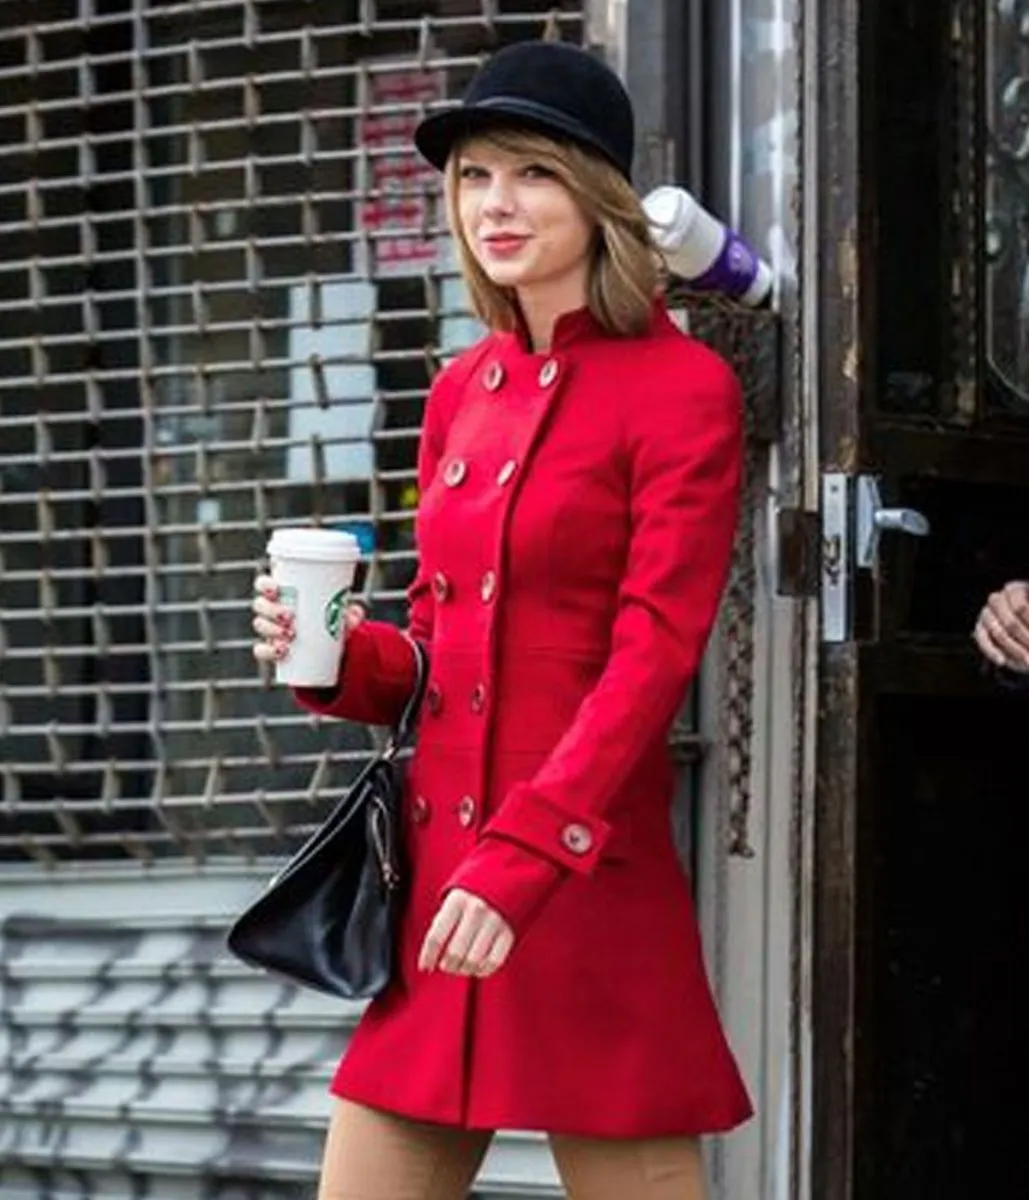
{"left": 266, "top": 527, "right": 361, "bottom": 687}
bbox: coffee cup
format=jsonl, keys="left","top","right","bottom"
{"left": 266, "top": 527, "right": 361, "bottom": 687}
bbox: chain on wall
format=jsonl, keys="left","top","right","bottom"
{"left": 677, "top": 293, "right": 780, "bottom": 860}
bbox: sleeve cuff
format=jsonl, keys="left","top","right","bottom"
{"left": 443, "top": 837, "right": 566, "bottom": 936}
{"left": 292, "top": 620, "right": 418, "bottom": 725}
{"left": 480, "top": 785, "right": 613, "bottom": 875}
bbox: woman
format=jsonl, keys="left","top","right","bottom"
{"left": 252, "top": 39, "right": 751, "bottom": 1200}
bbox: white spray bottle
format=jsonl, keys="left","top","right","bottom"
{"left": 643, "top": 186, "right": 774, "bottom": 308}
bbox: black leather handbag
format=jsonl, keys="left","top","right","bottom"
{"left": 226, "top": 640, "right": 428, "bottom": 1000}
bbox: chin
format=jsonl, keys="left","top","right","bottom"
{"left": 477, "top": 262, "right": 528, "bottom": 288}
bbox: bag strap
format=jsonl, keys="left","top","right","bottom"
{"left": 383, "top": 636, "right": 429, "bottom": 760}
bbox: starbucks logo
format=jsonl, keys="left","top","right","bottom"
{"left": 324, "top": 589, "right": 348, "bottom": 639}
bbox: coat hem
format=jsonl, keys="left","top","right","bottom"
{"left": 328, "top": 1077, "right": 754, "bottom": 1139}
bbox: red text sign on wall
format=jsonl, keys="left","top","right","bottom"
{"left": 359, "top": 65, "right": 444, "bottom": 277}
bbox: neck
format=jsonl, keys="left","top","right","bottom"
{"left": 515, "top": 277, "right": 589, "bottom": 353}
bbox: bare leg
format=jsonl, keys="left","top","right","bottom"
{"left": 316, "top": 1099, "right": 492, "bottom": 1200}
{"left": 550, "top": 1132, "right": 708, "bottom": 1200}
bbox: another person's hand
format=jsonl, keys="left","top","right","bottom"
{"left": 973, "top": 580, "right": 1029, "bottom": 672}
{"left": 418, "top": 889, "right": 515, "bottom": 978}
{"left": 251, "top": 574, "right": 367, "bottom": 665}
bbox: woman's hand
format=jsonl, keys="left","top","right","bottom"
{"left": 251, "top": 574, "right": 367, "bottom": 665}
{"left": 973, "top": 580, "right": 1029, "bottom": 672}
{"left": 418, "top": 889, "right": 515, "bottom": 978}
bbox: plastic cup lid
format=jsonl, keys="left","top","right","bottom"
{"left": 266, "top": 527, "right": 360, "bottom": 563}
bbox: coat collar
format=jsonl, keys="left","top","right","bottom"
{"left": 506, "top": 298, "right": 670, "bottom": 356}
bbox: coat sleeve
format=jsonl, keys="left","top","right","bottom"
{"left": 290, "top": 369, "right": 452, "bottom": 727}
{"left": 444, "top": 349, "right": 744, "bottom": 934}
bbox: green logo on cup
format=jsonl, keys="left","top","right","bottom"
{"left": 325, "top": 589, "right": 348, "bottom": 639}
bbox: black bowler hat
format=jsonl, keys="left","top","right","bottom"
{"left": 414, "top": 41, "right": 635, "bottom": 180}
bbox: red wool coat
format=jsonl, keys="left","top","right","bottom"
{"left": 295, "top": 302, "right": 753, "bottom": 1137}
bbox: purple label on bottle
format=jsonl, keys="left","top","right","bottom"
{"left": 690, "top": 230, "right": 761, "bottom": 299}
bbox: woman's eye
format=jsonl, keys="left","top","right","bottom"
{"left": 459, "top": 165, "right": 487, "bottom": 181}
{"left": 522, "top": 163, "right": 555, "bottom": 179}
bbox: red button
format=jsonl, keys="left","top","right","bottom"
{"left": 470, "top": 683, "right": 486, "bottom": 714}
{"left": 432, "top": 571, "right": 450, "bottom": 602}
{"left": 411, "top": 795, "right": 430, "bottom": 826}
{"left": 426, "top": 683, "right": 443, "bottom": 715}
{"left": 456, "top": 795, "right": 477, "bottom": 828}
{"left": 480, "top": 571, "right": 497, "bottom": 604}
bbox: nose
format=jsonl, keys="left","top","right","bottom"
{"left": 481, "top": 172, "right": 516, "bottom": 219}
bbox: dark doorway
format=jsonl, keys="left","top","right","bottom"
{"left": 812, "top": 2, "right": 1029, "bottom": 1198}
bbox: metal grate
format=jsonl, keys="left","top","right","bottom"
{"left": 0, "top": 0, "right": 586, "bottom": 865}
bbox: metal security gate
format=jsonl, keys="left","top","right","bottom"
{"left": 0, "top": 3, "right": 589, "bottom": 1197}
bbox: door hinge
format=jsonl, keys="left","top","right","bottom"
{"left": 776, "top": 507, "right": 821, "bottom": 597}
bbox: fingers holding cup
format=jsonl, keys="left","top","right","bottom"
{"left": 345, "top": 600, "right": 369, "bottom": 633}
{"left": 251, "top": 574, "right": 295, "bottom": 664}
{"left": 262, "top": 528, "right": 360, "bottom": 686}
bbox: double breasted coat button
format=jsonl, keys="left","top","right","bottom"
{"left": 432, "top": 571, "right": 450, "bottom": 602}
{"left": 496, "top": 459, "right": 517, "bottom": 487}
{"left": 483, "top": 361, "right": 505, "bottom": 392}
{"left": 443, "top": 459, "right": 467, "bottom": 487}
{"left": 538, "top": 358, "right": 559, "bottom": 388}
{"left": 470, "top": 683, "right": 487, "bottom": 714}
{"left": 561, "top": 823, "right": 593, "bottom": 855}
{"left": 456, "top": 795, "right": 477, "bottom": 828}
{"left": 480, "top": 570, "right": 497, "bottom": 604}
{"left": 426, "top": 683, "right": 443, "bottom": 715}
{"left": 411, "top": 795, "right": 430, "bottom": 826}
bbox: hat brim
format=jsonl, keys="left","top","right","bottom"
{"left": 414, "top": 97, "right": 631, "bottom": 179}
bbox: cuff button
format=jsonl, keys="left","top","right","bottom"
{"left": 560, "top": 823, "right": 593, "bottom": 855}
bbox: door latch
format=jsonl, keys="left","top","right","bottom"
{"left": 821, "top": 473, "right": 931, "bottom": 643}
{"left": 855, "top": 475, "right": 930, "bottom": 569}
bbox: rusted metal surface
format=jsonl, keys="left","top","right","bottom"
{"left": 811, "top": 0, "right": 862, "bottom": 1195}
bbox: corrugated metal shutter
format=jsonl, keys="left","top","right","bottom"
{"left": 0, "top": 868, "right": 561, "bottom": 1198}
{"left": 0, "top": 2, "right": 591, "bottom": 1196}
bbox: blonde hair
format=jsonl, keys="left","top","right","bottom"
{"left": 443, "top": 128, "right": 660, "bottom": 339}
